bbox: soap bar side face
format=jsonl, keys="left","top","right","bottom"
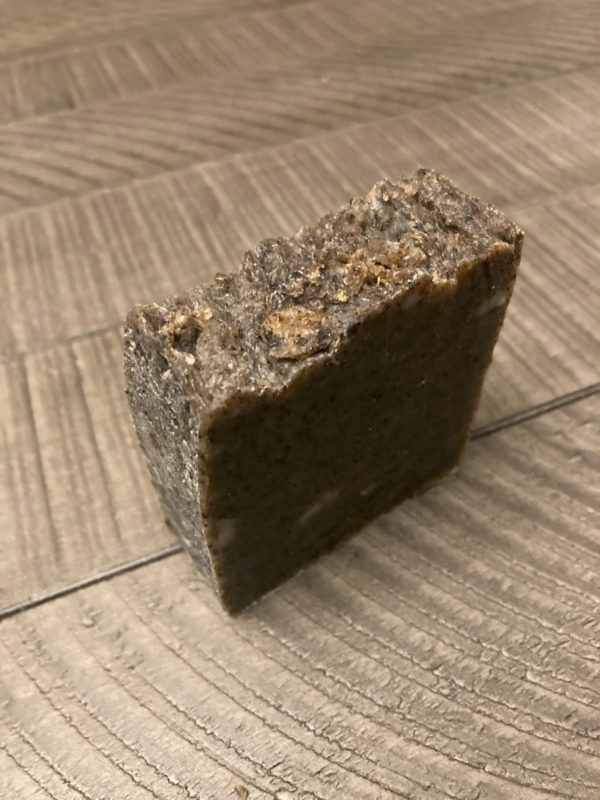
{"left": 124, "top": 307, "right": 214, "bottom": 583}
{"left": 202, "top": 246, "right": 519, "bottom": 611}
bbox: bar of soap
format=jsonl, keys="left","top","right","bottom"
{"left": 124, "top": 168, "right": 523, "bottom": 612}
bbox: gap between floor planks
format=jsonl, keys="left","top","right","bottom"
{"left": 2, "top": 58, "right": 600, "bottom": 225}
{"left": 1, "top": 379, "right": 598, "bottom": 624}
{"left": 0, "top": 0, "right": 310, "bottom": 66}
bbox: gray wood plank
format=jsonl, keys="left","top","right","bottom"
{"left": 472, "top": 193, "right": 600, "bottom": 424}
{"left": 1, "top": 397, "right": 598, "bottom": 798}
{"left": 0, "top": 0, "right": 306, "bottom": 62}
{"left": 0, "top": 0, "right": 598, "bottom": 215}
{"left": 0, "top": 332, "right": 167, "bottom": 612}
{"left": 0, "top": 0, "right": 537, "bottom": 124}
{"left": 1, "top": 66, "right": 599, "bottom": 362}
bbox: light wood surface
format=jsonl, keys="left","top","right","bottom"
{"left": 2, "top": 400, "right": 599, "bottom": 799}
{"left": 1, "top": 0, "right": 598, "bottom": 216}
{"left": 1, "top": 1, "right": 599, "bottom": 797}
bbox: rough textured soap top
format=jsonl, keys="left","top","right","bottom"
{"left": 126, "top": 168, "right": 523, "bottom": 409}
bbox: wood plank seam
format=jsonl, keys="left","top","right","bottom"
{"left": 16, "top": 358, "right": 61, "bottom": 558}
{"left": 1, "top": 59, "right": 598, "bottom": 226}
{"left": 1, "top": 381, "right": 597, "bottom": 624}
{"left": 0, "top": 0, "right": 539, "bottom": 71}
{"left": 0, "top": 323, "right": 122, "bottom": 367}
{"left": 0, "top": 0, "right": 552, "bottom": 129}
{"left": 0, "top": 0, "right": 311, "bottom": 67}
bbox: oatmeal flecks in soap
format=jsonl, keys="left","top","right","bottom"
{"left": 124, "top": 168, "right": 524, "bottom": 612}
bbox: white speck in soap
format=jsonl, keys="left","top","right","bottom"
{"left": 360, "top": 483, "right": 380, "bottom": 497}
{"left": 476, "top": 289, "right": 510, "bottom": 317}
{"left": 299, "top": 489, "right": 340, "bottom": 526}
{"left": 215, "top": 518, "right": 237, "bottom": 548}
{"left": 401, "top": 290, "right": 421, "bottom": 310}
{"left": 180, "top": 532, "right": 193, "bottom": 548}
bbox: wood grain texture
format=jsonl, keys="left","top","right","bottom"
{"left": 471, "top": 190, "right": 600, "bottom": 424}
{"left": 0, "top": 332, "right": 167, "bottom": 612}
{"left": 0, "top": 0, "right": 307, "bottom": 62}
{"left": 1, "top": 398, "right": 599, "bottom": 798}
{"left": 1, "top": 66, "right": 600, "bottom": 361}
{"left": 0, "top": 0, "right": 538, "bottom": 124}
{"left": 0, "top": 0, "right": 599, "bottom": 215}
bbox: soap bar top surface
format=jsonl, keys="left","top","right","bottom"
{"left": 128, "top": 168, "right": 522, "bottom": 410}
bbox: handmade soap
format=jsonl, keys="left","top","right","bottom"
{"left": 124, "top": 168, "right": 523, "bottom": 612}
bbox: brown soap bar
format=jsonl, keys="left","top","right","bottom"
{"left": 124, "top": 168, "right": 523, "bottom": 612}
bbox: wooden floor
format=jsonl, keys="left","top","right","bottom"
{"left": 1, "top": 1, "right": 599, "bottom": 797}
